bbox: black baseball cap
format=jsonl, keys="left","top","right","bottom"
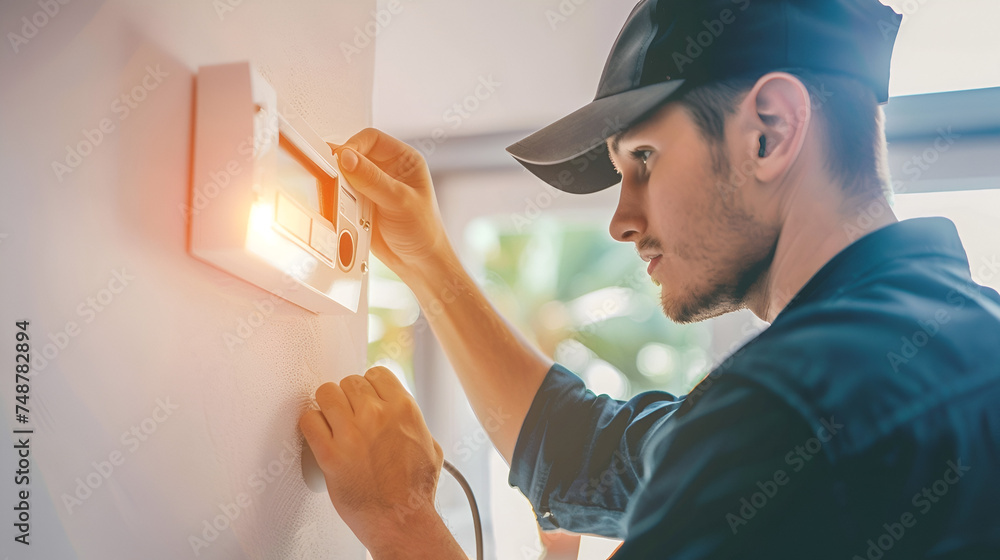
{"left": 506, "top": 0, "right": 903, "bottom": 194}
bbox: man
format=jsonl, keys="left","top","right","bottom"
{"left": 299, "top": 0, "right": 1000, "bottom": 558}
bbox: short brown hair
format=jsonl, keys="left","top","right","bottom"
{"left": 676, "top": 70, "right": 892, "bottom": 201}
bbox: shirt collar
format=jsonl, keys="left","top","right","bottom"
{"left": 773, "top": 217, "right": 970, "bottom": 322}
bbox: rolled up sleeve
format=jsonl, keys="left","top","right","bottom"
{"left": 507, "top": 362, "right": 685, "bottom": 538}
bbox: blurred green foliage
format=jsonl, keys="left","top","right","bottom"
{"left": 365, "top": 215, "right": 714, "bottom": 399}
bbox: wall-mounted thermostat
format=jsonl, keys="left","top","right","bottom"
{"left": 189, "top": 62, "right": 371, "bottom": 314}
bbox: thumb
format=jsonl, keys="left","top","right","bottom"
{"left": 336, "top": 147, "right": 403, "bottom": 209}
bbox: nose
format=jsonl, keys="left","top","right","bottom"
{"left": 609, "top": 179, "right": 646, "bottom": 243}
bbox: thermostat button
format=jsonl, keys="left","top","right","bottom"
{"left": 275, "top": 193, "right": 312, "bottom": 243}
{"left": 310, "top": 222, "right": 339, "bottom": 264}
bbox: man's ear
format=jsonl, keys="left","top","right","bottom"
{"left": 741, "top": 72, "right": 813, "bottom": 184}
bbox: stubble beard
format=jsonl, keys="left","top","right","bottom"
{"left": 659, "top": 148, "right": 779, "bottom": 324}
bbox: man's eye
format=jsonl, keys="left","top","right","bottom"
{"left": 630, "top": 149, "right": 652, "bottom": 166}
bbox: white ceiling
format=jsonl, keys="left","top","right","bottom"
{"left": 371, "top": 0, "right": 1000, "bottom": 145}
{"left": 371, "top": 0, "right": 637, "bottom": 141}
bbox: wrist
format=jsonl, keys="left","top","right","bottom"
{"left": 397, "top": 241, "right": 468, "bottom": 301}
{"left": 365, "top": 508, "right": 464, "bottom": 560}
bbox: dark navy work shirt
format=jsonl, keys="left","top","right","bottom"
{"left": 508, "top": 217, "right": 1000, "bottom": 559}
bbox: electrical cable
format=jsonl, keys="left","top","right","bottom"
{"left": 442, "top": 459, "right": 484, "bottom": 560}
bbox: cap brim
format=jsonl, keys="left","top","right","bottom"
{"left": 506, "top": 79, "right": 686, "bottom": 194}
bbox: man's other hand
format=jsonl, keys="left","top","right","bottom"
{"left": 299, "top": 365, "right": 445, "bottom": 552}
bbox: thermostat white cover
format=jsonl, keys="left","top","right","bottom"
{"left": 189, "top": 61, "right": 371, "bottom": 314}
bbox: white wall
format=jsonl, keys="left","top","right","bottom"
{"left": 0, "top": 1, "right": 376, "bottom": 558}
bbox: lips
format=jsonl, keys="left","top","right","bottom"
{"left": 647, "top": 255, "right": 662, "bottom": 276}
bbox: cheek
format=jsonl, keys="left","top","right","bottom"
{"left": 647, "top": 166, "right": 717, "bottom": 249}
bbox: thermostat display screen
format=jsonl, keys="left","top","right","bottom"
{"left": 275, "top": 138, "right": 321, "bottom": 215}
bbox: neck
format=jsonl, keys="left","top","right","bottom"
{"left": 746, "top": 186, "right": 897, "bottom": 323}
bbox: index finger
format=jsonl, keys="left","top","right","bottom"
{"left": 363, "top": 365, "right": 411, "bottom": 403}
{"left": 328, "top": 127, "right": 408, "bottom": 165}
{"left": 327, "top": 128, "right": 427, "bottom": 184}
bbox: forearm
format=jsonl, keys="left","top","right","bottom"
{"left": 366, "top": 509, "right": 468, "bottom": 560}
{"left": 401, "top": 243, "right": 552, "bottom": 465}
